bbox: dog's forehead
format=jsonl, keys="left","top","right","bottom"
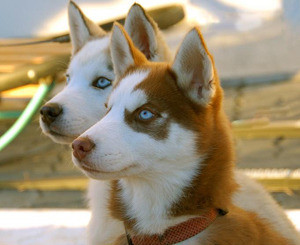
{"left": 68, "top": 36, "right": 111, "bottom": 73}
{"left": 108, "top": 70, "right": 150, "bottom": 111}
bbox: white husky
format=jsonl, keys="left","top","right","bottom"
{"left": 40, "top": 2, "right": 170, "bottom": 244}
{"left": 40, "top": 2, "right": 298, "bottom": 245}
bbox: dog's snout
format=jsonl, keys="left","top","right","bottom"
{"left": 40, "top": 103, "right": 63, "bottom": 125}
{"left": 72, "top": 137, "right": 95, "bottom": 160}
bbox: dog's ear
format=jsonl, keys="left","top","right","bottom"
{"left": 124, "top": 3, "right": 169, "bottom": 61}
{"left": 68, "top": 1, "right": 106, "bottom": 54}
{"left": 172, "top": 27, "right": 215, "bottom": 106}
{"left": 111, "top": 22, "right": 147, "bottom": 78}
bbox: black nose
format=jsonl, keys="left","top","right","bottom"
{"left": 40, "top": 103, "right": 63, "bottom": 126}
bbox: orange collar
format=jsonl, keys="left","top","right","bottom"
{"left": 126, "top": 208, "right": 221, "bottom": 245}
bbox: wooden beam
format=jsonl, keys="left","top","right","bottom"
{"left": 0, "top": 4, "right": 185, "bottom": 47}
{"left": 232, "top": 119, "right": 300, "bottom": 139}
{"left": 0, "top": 55, "right": 69, "bottom": 91}
{"left": 101, "top": 4, "right": 185, "bottom": 31}
{"left": 0, "top": 177, "right": 88, "bottom": 191}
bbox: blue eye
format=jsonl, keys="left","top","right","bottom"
{"left": 139, "top": 110, "right": 154, "bottom": 120}
{"left": 92, "top": 77, "right": 112, "bottom": 89}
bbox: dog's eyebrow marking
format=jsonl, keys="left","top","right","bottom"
{"left": 108, "top": 70, "right": 150, "bottom": 108}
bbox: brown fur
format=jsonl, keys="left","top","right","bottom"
{"left": 198, "top": 206, "right": 293, "bottom": 245}
{"left": 108, "top": 24, "right": 294, "bottom": 244}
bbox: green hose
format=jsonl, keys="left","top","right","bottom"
{"left": 0, "top": 81, "right": 54, "bottom": 151}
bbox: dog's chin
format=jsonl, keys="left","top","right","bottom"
{"left": 72, "top": 156, "right": 138, "bottom": 180}
{"left": 40, "top": 121, "right": 77, "bottom": 144}
{"left": 44, "top": 130, "right": 78, "bottom": 144}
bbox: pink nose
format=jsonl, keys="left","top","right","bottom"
{"left": 72, "top": 137, "right": 95, "bottom": 160}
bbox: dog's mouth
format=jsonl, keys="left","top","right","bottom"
{"left": 43, "top": 125, "right": 77, "bottom": 140}
{"left": 81, "top": 162, "right": 101, "bottom": 173}
{"left": 48, "top": 129, "right": 65, "bottom": 137}
{"left": 40, "top": 118, "right": 76, "bottom": 139}
{"left": 77, "top": 160, "right": 137, "bottom": 176}
{"left": 42, "top": 127, "right": 77, "bottom": 144}
{"left": 49, "top": 129, "right": 76, "bottom": 140}
{"left": 49, "top": 129, "right": 74, "bottom": 138}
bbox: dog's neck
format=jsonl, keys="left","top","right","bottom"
{"left": 112, "top": 164, "right": 200, "bottom": 235}
{"left": 109, "top": 112, "right": 237, "bottom": 236}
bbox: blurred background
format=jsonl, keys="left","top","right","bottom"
{"left": 0, "top": 0, "right": 299, "bottom": 244}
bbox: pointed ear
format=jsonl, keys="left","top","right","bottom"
{"left": 111, "top": 22, "right": 147, "bottom": 78}
{"left": 124, "top": 3, "right": 169, "bottom": 61}
{"left": 68, "top": 1, "right": 106, "bottom": 54}
{"left": 172, "top": 27, "right": 215, "bottom": 106}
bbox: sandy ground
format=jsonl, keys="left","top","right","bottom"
{"left": 0, "top": 209, "right": 298, "bottom": 245}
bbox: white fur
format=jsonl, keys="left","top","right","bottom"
{"left": 72, "top": 71, "right": 152, "bottom": 179}
{"left": 87, "top": 180, "right": 124, "bottom": 245}
{"left": 108, "top": 71, "right": 149, "bottom": 111}
{"left": 40, "top": 37, "right": 113, "bottom": 144}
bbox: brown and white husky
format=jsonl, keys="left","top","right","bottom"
{"left": 72, "top": 23, "right": 300, "bottom": 245}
